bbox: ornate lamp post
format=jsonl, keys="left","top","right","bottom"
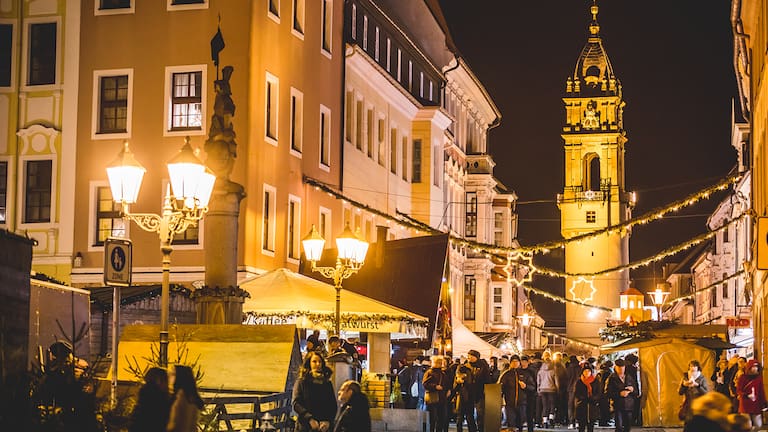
{"left": 301, "top": 222, "right": 369, "bottom": 336}
{"left": 106, "top": 137, "right": 215, "bottom": 367}
{"left": 647, "top": 286, "right": 670, "bottom": 321}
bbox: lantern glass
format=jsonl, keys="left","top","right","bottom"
{"left": 335, "top": 222, "right": 358, "bottom": 261}
{"left": 106, "top": 141, "right": 146, "bottom": 204}
{"left": 302, "top": 225, "right": 326, "bottom": 262}
{"left": 194, "top": 170, "right": 216, "bottom": 208}
{"left": 167, "top": 138, "right": 206, "bottom": 208}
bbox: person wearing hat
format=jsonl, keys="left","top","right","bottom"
{"left": 467, "top": 349, "right": 491, "bottom": 431}
{"left": 596, "top": 360, "right": 614, "bottom": 427}
{"left": 604, "top": 358, "right": 638, "bottom": 432}
{"left": 736, "top": 359, "right": 767, "bottom": 427}
{"left": 574, "top": 364, "right": 601, "bottom": 432}
{"left": 499, "top": 355, "right": 535, "bottom": 432}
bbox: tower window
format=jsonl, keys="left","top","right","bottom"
{"left": 586, "top": 211, "right": 596, "bottom": 223}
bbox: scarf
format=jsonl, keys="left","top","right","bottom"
{"left": 581, "top": 374, "right": 596, "bottom": 397}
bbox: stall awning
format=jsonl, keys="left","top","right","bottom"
{"left": 241, "top": 268, "right": 428, "bottom": 337}
{"left": 451, "top": 320, "right": 506, "bottom": 359}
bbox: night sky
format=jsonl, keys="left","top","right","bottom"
{"left": 437, "top": 1, "right": 739, "bottom": 326}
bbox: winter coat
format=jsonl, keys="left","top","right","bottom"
{"left": 167, "top": 389, "right": 200, "bottom": 432}
{"left": 737, "top": 372, "right": 767, "bottom": 414}
{"left": 423, "top": 366, "right": 450, "bottom": 405}
{"left": 333, "top": 390, "right": 371, "bottom": 432}
{"left": 574, "top": 377, "right": 602, "bottom": 423}
{"left": 537, "top": 361, "right": 558, "bottom": 393}
{"left": 292, "top": 371, "right": 338, "bottom": 432}
{"left": 468, "top": 359, "right": 491, "bottom": 400}
{"left": 500, "top": 368, "right": 535, "bottom": 407}
{"left": 604, "top": 372, "right": 639, "bottom": 412}
{"left": 677, "top": 371, "right": 709, "bottom": 419}
{"left": 682, "top": 415, "right": 728, "bottom": 432}
{"left": 128, "top": 385, "right": 171, "bottom": 432}
{"left": 554, "top": 361, "right": 569, "bottom": 394}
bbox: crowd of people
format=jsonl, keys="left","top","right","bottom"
{"left": 386, "top": 349, "right": 768, "bottom": 432}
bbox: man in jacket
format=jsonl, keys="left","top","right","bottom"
{"left": 334, "top": 380, "right": 371, "bottom": 432}
{"left": 604, "top": 359, "right": 639, "bottom": 432}
{"left": 500, "top": 355, "right": 536, "bottom": 432}
{"left": 468, "top": 350, "right": 491, "bottom": 432}
{"left": 520, "top": 355, "right": 539, "bottom": 431}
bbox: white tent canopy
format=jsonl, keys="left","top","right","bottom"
{"left": 451, "top": 319, "right": 506, "bottom": 359}
{"left": 241, "top": 268, "right": 428, "bottom": 337}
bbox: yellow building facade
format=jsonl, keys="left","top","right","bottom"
{"left": 70, "top": 0, "right": 346, "bottom": 293}
{"left": 0, "top": 0, "right": 81, "bottom": 283}
{"left": 559, "top": 5, "right": 633, "bottom": 343}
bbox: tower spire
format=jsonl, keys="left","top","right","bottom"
{"left": 589, "top": 0, "right": 600, "bottom": 36}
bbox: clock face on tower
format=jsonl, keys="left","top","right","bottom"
{"left": 582, "top": 100, "right": 600, "bottom": 130}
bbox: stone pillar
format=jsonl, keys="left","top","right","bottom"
{"left": 196, "top": 179, "right": 246, "bottom": 324}
{"left": 367, "top": 332, "right": 391, "bottom": 374}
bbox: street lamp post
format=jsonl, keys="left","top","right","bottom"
{"left": 301, "top": 222, "right": 369, "bottom": 336}
{"left": 106, "top": 138, "right": 215, "bottom": 367}
{"left": 648, "top": 286, "right": 670, "bottom": 322}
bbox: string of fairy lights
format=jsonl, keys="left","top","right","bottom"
{"left": 665, "top": 270, "right": 746, "bottom": 307}
{"left": 304, "top": 174, "right": 745, "bottom": 330}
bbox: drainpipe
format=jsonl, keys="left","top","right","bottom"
{"left": 11, "top": 0, "right": 25, "bottom": 234}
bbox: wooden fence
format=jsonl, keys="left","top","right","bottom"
{"left": 201, "top": 389, "right": 293, "bottom": 432}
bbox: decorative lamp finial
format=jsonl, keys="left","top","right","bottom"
{"left": 589, "top": 1, "right": 600, "bottom": 35}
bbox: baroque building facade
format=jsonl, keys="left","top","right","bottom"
{"left": 0, "top": 0, "right": 81, "bottom": 283}
{"left": 559, "top": 4, "right": 634, "bottom": 343}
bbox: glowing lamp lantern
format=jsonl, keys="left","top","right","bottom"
{"left": 647, "top": 284, "right": 670, "bottom": 321}
{"left": 521, "top": 313, "right": 531, "bottom": 326}
{"left": 335, "top": 222, "right": 364, "bottom": 264}
{"left": 167, "top": 137, "right": 212, "bottom": 209}
{"left": 106, "top": 141, "right": 146, "bottom": 204}
{"left": 302, "top": 225, "right": 326, "bottom": 262}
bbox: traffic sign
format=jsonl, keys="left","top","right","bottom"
{"left": 104, "top": 238, "right": 132, "bottom": 286}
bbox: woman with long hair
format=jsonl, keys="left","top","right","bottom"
{"left": 167, "top": 365, "right": 204, "bottom": 432}
{"left": 292, "top": 352, "right": 337, "bottom": 431}
{"left": 129, "top": 367, "right": 171, "bottom": 432}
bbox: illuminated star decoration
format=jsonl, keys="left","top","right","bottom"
{"left": 569, "top": 276, "right": 597, "bottom": 304}
{"left": 506, "top": 251, "right": 536, "bottom": 286}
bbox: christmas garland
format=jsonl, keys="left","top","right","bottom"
{"left": 243, "top": 311, "right": 429, "bottom": 327}
{"left": 598, "top": 319, "right": 677, "bottom": 342}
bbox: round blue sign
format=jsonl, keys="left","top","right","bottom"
{"left": 110, "top": 246, "right": 126, "bottom": 272}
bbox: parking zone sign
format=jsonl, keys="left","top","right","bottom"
{"left": 104, "top": 238, "right": 132, "bottom": 287}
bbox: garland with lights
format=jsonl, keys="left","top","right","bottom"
{"left": 598, "top": 319, "right": 678, "bottom": 342}
{"left": 532, "top": 216, "right": 744, "bottom": 278}
{"left": 529, "top": 323, "right": 601, "bottom": 349}
{"left": 522, "top": 283, "right": 614, "bottom": 312}
{"left": 243, "top": 310, "right": 429, "bottom": 328}
{"left": 305, "top": 174, "right": 741, "bottom": 258}
{"left": 665, "top": 270, "right": 746, "bottom": 306}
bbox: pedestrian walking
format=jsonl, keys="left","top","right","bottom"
{"left": 452, "top": 362, "right": 478, "bottom": 432}
{"left": 423, "top": 355, "right": 450, "bottom": 432}
{"left": 129, "top": 367, "right": 171, "bottom": 432}
{"left": 167, "top": 365, "right": 204, "bottom": 432}
{"left": 596, "top": 360, "right": 614, "bottom": 426}
{"left": 736, "top": 359, "right": 767, "bottom": 428}
{"left": 333, "top": 380, "right": 371, "bottom": 432}
{"left": 292, "top": 352, "right": 337, "bottom": 432}
{"left": 574, "top": 364, "right": 601, "bottom": 432}
{"left": 537, "top": 357, "right": 558, "bottom": 428}
{"left": 520, "top": 355, "right": 538, "bottom": 431}
{"left": 565, "top": 355, "right": 581, "bottom": 429}
{"left": 467, "top": 349, "right": 491, "bottom": 431}
{"left": 604, "top": 359, "right": 638, "bottom": 432}
{"left": 678, "top": 359, "right": 709, "bottom": 422}
{"left": 500, "top": 355, "right": 535, "bottom": 432}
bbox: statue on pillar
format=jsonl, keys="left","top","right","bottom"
{"left": 205, "top": 65, "right": 237, "bottom": 180}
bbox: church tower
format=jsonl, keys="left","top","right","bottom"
{"left": 559, "top": 2, "right": 634, "bottom": 343}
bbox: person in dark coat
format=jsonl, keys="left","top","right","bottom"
{"left": 596, "top": 360, "right": 614, "bottom": 427}
{"left": 293, "top": 352, "right": 338, "bottom": 432}
{"left": 500, "top": 355, "right": 535, "bottom": 432}
{"left": 452, "top": 362, "right": 478, "bottom": 432}
{"left": 678, "top": 359, "right": 710, "bottom": 422}
{"left": 683, "top": 391, "right": 731, "bottom": 432}
{"left": 520, "top": 355, "right": 539, "bottom": 430}
{"left": 467, "top": 349, "right": 491, "bottom": 431}
{"left": 565, "top": 355, "right": 582, "bottom": 429}
{"left": 423, "top": 356, "right": 451, "bottom": 432}
{"left": 333, "top": 380, "right": 371, "bottom": 432}
{"left": 604, "top": 359, "right": 638, "bottom": 432}
{"left": 129, "top": 367, "right": 171, "bottom": 432}
{"left": 574, "top": 364, "right": 601, "bottom": 432}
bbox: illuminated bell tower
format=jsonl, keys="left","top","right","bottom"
{"left": 558, "top": 2, "right": 634, "bottom": 344}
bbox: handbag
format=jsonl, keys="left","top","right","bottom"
{"left": 677, "top": 397, "right": 690, "bottom": 421}
{"left": 425, "top": 389, "right": 439, "bottom": 405}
